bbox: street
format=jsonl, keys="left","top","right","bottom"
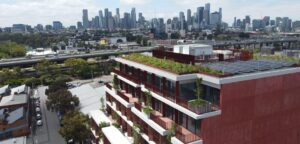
{"left": 27, "top": 86, "right": 65, "bottom": 144}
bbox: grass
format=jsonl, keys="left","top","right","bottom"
{"left": 254, "top": 54, "right": 300, "bottom": 64}
{"left": 123, "top": 53, "right": 223, "bottom": 75}
{"left": 188, "top": 99, "right": 207, "bottom": 107}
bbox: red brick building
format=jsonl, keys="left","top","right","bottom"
{"left": 104, "top": 51, "right": 300, "bottom": 144}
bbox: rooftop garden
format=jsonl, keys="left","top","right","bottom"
{"left": 123, "top": 53, "right": 223, "bottom": 75}
{"left": 253, "top": 54, "right": 300, "bottom": 65}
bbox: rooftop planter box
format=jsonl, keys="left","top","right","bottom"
{"left": 123, "top": 53, "right": 223, "bottom": 75}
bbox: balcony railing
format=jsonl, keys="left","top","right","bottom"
{"left": 176, "top": 97, "right": 215, "bottom": 115}
{"left": 134, "top": 102, "right": 142, "bottom": 111}
{"left": 144, "top": 82, "right": 175, "bottom": 102}
{"left": 176, "top": 126, "right": 201, "bottom": 143}
{"left": 149, "top": 113, "right": 172, "bottom": 130}
{"left": 117, "top": 90, "right": 130, "bottom": 103}
{"left": 113, "top": 68, "right": 141, "bottom": 84}
{"left": 105, "top": 83, "right": 112, "bottom": 90}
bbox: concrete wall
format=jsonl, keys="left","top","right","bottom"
{"left": 201, "top": 72, "right": 300, "bottom": 144}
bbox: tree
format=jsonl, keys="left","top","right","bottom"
{"left": 65, "top": 58, "right": 92, "bottom": 78}
{"left": 194, "top": 78, "right": 203, "bottom": 100}
{"left": 166, "top": 123, "right": 177, "bottom": 142}
{"left": 59, "top": 111, "right": 89, "bottom": 144}
{"left": 46, "top": 89, "right": 79, "bottom": 114}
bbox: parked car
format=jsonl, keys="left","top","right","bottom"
{"left": 36, "top": 114, "right": 42, "bottom": 120}
{"left": 37, "top": 120, "right": 43, "bottom": 126}
{"left": 35, "top": 107, "right": 41, "bottom": 112}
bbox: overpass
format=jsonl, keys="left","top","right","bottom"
{"left": 0, "top": 47, "right": 154, "bottom": 68}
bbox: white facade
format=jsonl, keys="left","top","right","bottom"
{"left": 173, "top": 44, "right": 213, "bottom": 56}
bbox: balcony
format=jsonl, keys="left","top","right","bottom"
{"left": 112, "top": 68, "right": 141, "bottom": 84}
{"left": 176, "top": 97, "right": 218, "bottom": 115}
{"left": 117, "top": 90, "right": 139, "bottom": 104}
{"left": 149, "top": 110, "right": 202, "bottom": 144}
{"left": 149, "top": 111, "right": 172, "bottom": 130}
{"left": 144, "top": 82, "right": 176, "bottom": 102}
{"left": 175, "top": 126, "right": 201, "bottom": 144}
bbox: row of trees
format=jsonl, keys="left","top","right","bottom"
{"left": 0, "top": 58, "right": 115, "bottom": 86}
{"left": 0, "top": 33, "right": 67, "bottom": 48}
{"left": 45, "top": 79, "right": 90, "bottom": 143}
{"left": 0, "top": 41, "right": 26, "bottom": 58}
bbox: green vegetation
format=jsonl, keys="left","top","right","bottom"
{"left": 166, "top": 123, "right": 177, "bottom": 142}
{"left": 123, "top": 53, "right": 223, "bottom": 75}
{"left": 100, "top": 97, "right": 105, "bottom": 112}
{"left": 133, "top": 124, "right": 142, "bottom": 144}
{"left": 112, "top": 74, "right": 119, "bottom": 90}
{"left": 0, "top": 41, "right": 26, "bottom": 58}
{"left": 59, "top": 111, "right": 90, "bottom": 143}
{"left": 0, "top": 33, "right": 67, "bottom": 48}
{"left": 142, "top": 106, "right": 153, "bottom": 115}
{"left": 254, "top": 54, "right": 300, "bottom": 64}
{"left": 189, "top": 78, "right": 207, "bottom": 107}
{"left": 45, "top": 80, "right": 79, "bottom": 114}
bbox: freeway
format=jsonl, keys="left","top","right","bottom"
{"left": 0, "top": 47, "right": 154, "bottom": 68}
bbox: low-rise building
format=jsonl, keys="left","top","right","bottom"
{"left": 0, "top": 85, "right": 30, "bottom": 141}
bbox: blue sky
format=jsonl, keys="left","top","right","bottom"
{"left": 0, "top": 0, "right": 299, "bottom": 27}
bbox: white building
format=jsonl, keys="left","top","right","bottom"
{"left": 173, "top": 44, "right": 213, "bottom": 56}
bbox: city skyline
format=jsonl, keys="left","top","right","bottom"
{"left": 0, "top": 0, "right": 300, "bottom": 27}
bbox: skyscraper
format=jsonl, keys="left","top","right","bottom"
{"left": 53, "top": 21, "right": 63, "bottom": 30}
{"left": 197, "top": 7, "right": 204, "bottom": 28}
{"left": 99, "top": 10, "right": 104, "bottom": 29}
{"left": 187, "top": 9, "right": 192, "bottom": 26}
{"left": 104, "top": 8, "right": 109, "bottom": 29}
{"left": 82, "top": 9, "right": 89, "bottom": 29}
{"left": 116, "top": 8, "right": 120, "bottom": 28}
{"left": 179, "top": 11, "right": 185, "bottom": 30}
{"left": 204, "top": 3, "right": 210, "bottom": 25}
{"left": 131, "top": 8, "right": 137, "bottom": 28}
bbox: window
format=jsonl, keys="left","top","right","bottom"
{"left": 180, "top": 81, "right": 197, "bottom": 101}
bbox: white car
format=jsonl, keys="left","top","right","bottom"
{"left": 36, "top": 114, "right": 42, "bottom": 120}
{"left": 37, "top": 120, "right": 43, "bottom": 126}
{"left": 35, "top": 107, "right": 41, "bottom": 112}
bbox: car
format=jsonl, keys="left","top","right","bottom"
{"left": 36, "top": 114, "right": 42, "bottom": 120}
{"left": 98, "top": 80, "right": 104, "bottom": 84}
{"left": 35, "top": 107, "right": 41, "bottom": 112}
{"left": 37, "top": 120, "right": 43, "bottom": 126}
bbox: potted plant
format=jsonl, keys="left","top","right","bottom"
{"left": 142, "top": 106, "right": 153, "bottom": 118}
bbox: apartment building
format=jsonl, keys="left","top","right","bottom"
{"left": 0, "top": 85, "right": 30, "bottom": 141}
{"left": 104, "top": 48, "right": 300, "bottom": 144}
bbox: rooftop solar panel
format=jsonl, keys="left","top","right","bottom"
{"left": 203, "top": 59, "right": 296, "bottom": 75}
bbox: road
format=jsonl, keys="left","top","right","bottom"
{"left": 27, "top": 86, "right": 65, "bottom": 144}
{"left": 0, "top": 47, "right": 154, "bottom": 67}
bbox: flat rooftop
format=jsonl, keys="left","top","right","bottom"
{"left": 203, "top": 59, "right": 297, "bottom": 75}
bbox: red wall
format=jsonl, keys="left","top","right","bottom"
{"left": 201, "top": 73, "right": 300, "bottom": 144}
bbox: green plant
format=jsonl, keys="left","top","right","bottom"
{"left": 144, "top": 91, "right": 152, "bottom": 106}
{"left": 189, "top": 99, "right": 207, "bottom": 107}
{"left": 112, "top": 123, "right": 120, "bottom": 129}
{"left": 133, "top": 124, "right": 141, "bottom": 144}
{"left": 142, "top": 106, "right": 153, "bottom": 115}
{"left": 99, "top": 122, "right": 109, "bottom": 129}
{"left": 123, "top": 53, "right": 223, "bottom": 75}
{"left": 112, "top": 112, "right": 119, "bottom": 121}
{"left": 166, "top": 123, "right": 177, "bottom": 142}
{"left": 112, "top": 74, "right": 119, "bottom": 90}
{"left": 194, "top": 78, "right": 203, "bottom": 100}
{"left": 100, "top": 97, "right": 105, "bottom": 112}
